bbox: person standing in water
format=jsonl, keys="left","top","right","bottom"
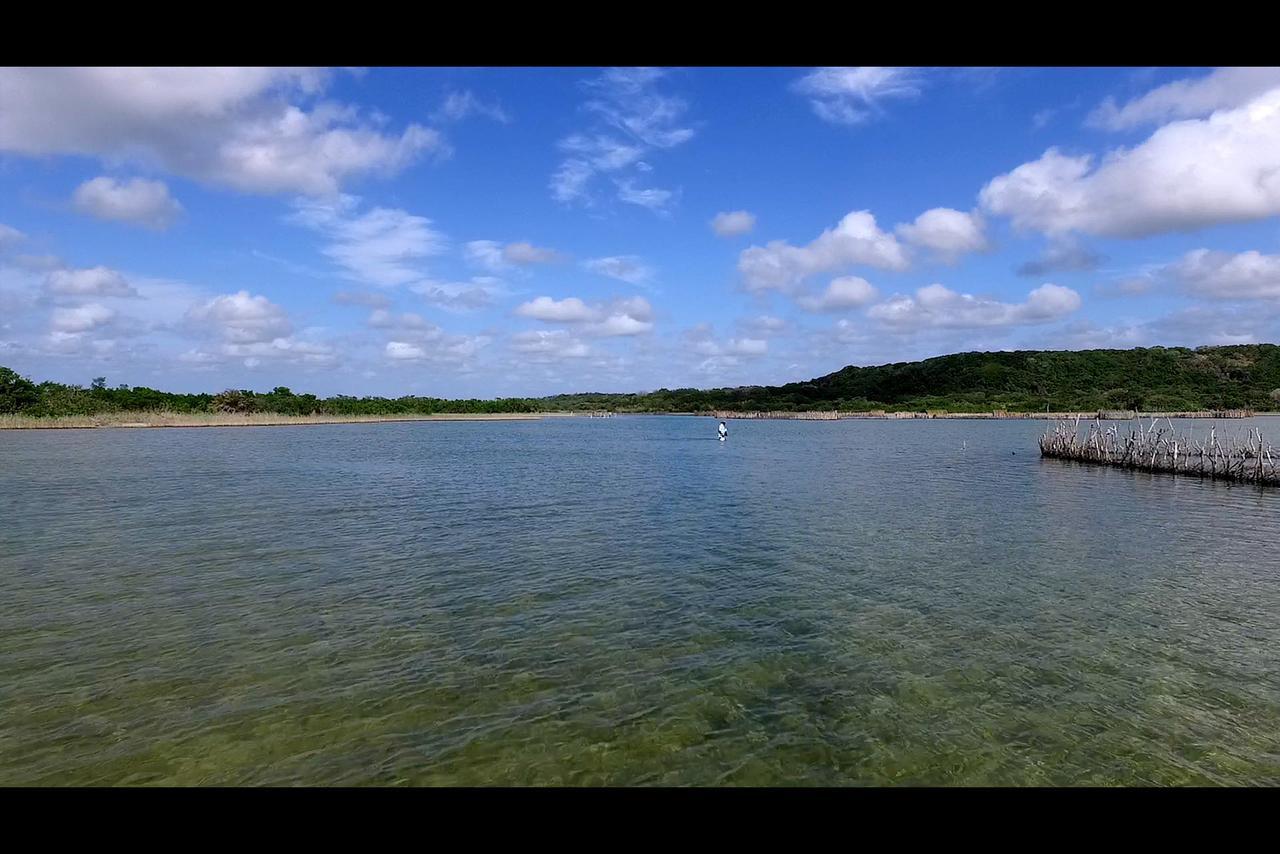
{"left": 718, "top": 420, "right": 728, "bottom": 441}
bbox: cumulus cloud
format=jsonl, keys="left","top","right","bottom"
{"left": 44, "top": 266, "right": 138, "bottom": 297}
{"left": 792, "top": 67, "right": 923, "bottom": 126}
{"left": 219, "top": 336, "right": 336, "bottom": 367}
{"left": 710, "top": 210, "right": 756, "bottom": 237}
{"left": 727, "top": 337, "right": 767, "bottom": 355}
{"left": 550, "top": 68, "right": 692, "bottom": 212}
{"left": 384, "top": 330, "right": 490, "bottom": 365}
{"left": 51, "top": 303, "right": 115, "bottom": 333}
{"left": 683, "top": 324, "right": 770, "bottom": 375}
{"left": 980, "top": 88, "right": 1280, "bottom": 238}
{"left": 738, "top": 210, "right": 907, "bottom": 293}
{"left": 515, "top": 296, "right": 598, "bottom": 323}
{"left": 510, "top": 329, "right": 591, "bottom": 361}
{"left": 0, "top": 67, "right": 444, "bottom": 195}
{"left": 741, "top": 314, "right": 789, "bottom": 336}
{"left": 514, "top": 295, "right": 653, "bottom": 336}
{"left": 385, "top": 341, "right": 428, "bottom": 360}
{"left": 291, "top": 195, "right": 446, "bottom": 287}
{"left": 1165, "top": 248, "right": 1280, "bottom": 300}
{"left": 798, "top": 276, "right": 880, "bottom": 312}
{"left": 1088, "top": 67, "right": 1280, "bottom": 131}
{"left": 71, "top": 176, "right": 183, "bottom": 229}
{"left": 186, "top": 290, "right": 292, "bottom": 343}
{"left": 583, "top": 255, "right": 653, "bottom": 285}
{"left": 867, "top": 283, "right": 1082, "bottom": 330}
{"left": 895, "top": 208, "right": 988, "bottom": 262}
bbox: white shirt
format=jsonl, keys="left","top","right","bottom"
{"left": 718, "top": 423, "right": 727, "bottom": 436}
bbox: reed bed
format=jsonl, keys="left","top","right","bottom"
{"left": 1039, "top": 417, "right": 1279, "bottom": 485}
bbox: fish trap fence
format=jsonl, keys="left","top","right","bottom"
{"left": 1039, "top": 418, "right": 1279, "bottom": 485}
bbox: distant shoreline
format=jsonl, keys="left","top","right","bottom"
{"left": 3, "top": 409, "right": 1277, "bottom": 430}
{"left": 0, "top": 412, "right": 569, "bottom": 430}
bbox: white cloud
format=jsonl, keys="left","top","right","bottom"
{"left": 683, "top": 324, "right": 770, "bottom": 375}
{"left": 433, "top": 90, "right": 511, "bottom": 124}
{"left": 585, "top": 68, "right": 695, "bottom": 148}
{"left": 1088, "top": 67, "right": 1280, "bottom": 131}
{"left": 1165, "top": 248, "right": 1280, "bottom": 300}
{"left": 615, "top": 179, "right": 676, "bottom": 212}
{"left": 741, "top": 315, "right": 789, "bottom": 336}
{"left": 515, "top": 295, "right": 653, "bottom": 337}
{"left": 551, "top": 68, "right": 693, "bottom": 211}
{"left": 550, "top": 158, "right": 597, "bottom": 204}
{"left": 383, "top": 328, "right": 490, "bottom": 365}
{"left": 738, "top": 210, "right": 907, "bottom": 293}
{"left": 503, "top": 241, "right": 564, "bottom": 265}
{"left": 792, "top": 67, "right": 922, "bottom": 126}
{"left": 727, "top": 337, "right": 767, "bottom": 355}
{"left": 868, "top": 283, "right": 1082, "bottom": 330}
{"left": 220, "top": 336, "right": 336, "bottom": 367}
{"left": 591, "top": 312, "right": 652, "bottom": 337}
{"left": 464, "top": 240, "right": 508, "bottom": 272}
{"left": 583, "top": 255, "right": 653, "bottom": 285}
{"left": 0, "top": 68, "right": 443, "bottom": 195}
{"left": 386, "top": 340, "right": 427, "bottom": 360}
{"left": 291, "top": 195, "right": 446, "bottom": 287}
{"left": 710, "top": 210, "right": 756, "bottom": 237}
{"left": 465, "top": 239, "right": 565, "bottom": 273}
{"left": 44, "top": 266, "right": 138, "bottom": 297}
{"left": 71, "top": 176, "right": 182, "bottom": 230}
{"left": 515, "top": 296, "right": 598, "bottom": 323}
{"left": 51, "top": 303, "right": 115, "bottom": 333}
{"left": 980, "top": 88, "right": 1280, "bottom": 238}
{"left": 187, "top": 290, "right": 292, "bottom": 343}
{"left": 510, "top": 330, "right": 591, "bottom": 361}
{"left": 798, "top": 276, "right": 880, "bottom": 312}
{"left": 895, "top": 208, "right": 988, "bottom": 262}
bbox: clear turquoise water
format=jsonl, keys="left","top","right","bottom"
{"left": 2, "top": 415, "right": 1279, "bottom": 785}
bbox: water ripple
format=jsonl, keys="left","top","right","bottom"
{"left": 2, "top": 416, "right": 1279, "bottom": 785}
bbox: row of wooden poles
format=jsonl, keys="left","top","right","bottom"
{"left": 1039, "top": 417, "right": 1279, "bottom": 485}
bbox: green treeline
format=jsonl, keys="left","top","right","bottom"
{"left": 4, "top": 344, "right": 1280, "bottom": 418}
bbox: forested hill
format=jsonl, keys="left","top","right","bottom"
{"left": 536, "top": 345, "right": 1280, "bottom": 412}
{"left": 3, "top": 345, "right": 1280, "bottom": 417}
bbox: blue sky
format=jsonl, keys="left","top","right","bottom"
{"left": 3, "top": 66, "right": 1280, "bottom": 397}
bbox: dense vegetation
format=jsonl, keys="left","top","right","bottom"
{"left": 4, "top": 345, "right": 1280, "bottom": 419}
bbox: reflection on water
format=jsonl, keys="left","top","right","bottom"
{"left": 2, "top": 416, "right": 1279, "bottom": 785}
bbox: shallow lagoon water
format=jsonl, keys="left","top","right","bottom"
{"left": 2, "top": 415, "right": 1279, "bottom": 785}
